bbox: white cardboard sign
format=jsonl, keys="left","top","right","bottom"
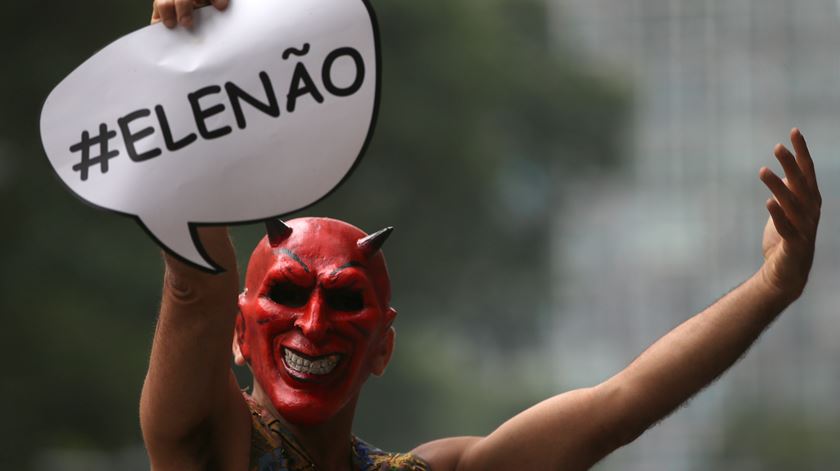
{"left": 40, "top": 0, "right": 380, "bottom": 272}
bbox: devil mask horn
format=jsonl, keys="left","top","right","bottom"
{"left": 357, "top": 226, "right": 394, "bottom": 258}
{"left": 265, "top": 219, "right": 293, "bottom": 247}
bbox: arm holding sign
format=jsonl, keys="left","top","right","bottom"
{"left": 412, "top": 130, "right": 821, "bottom": 470}
{"left": 140, "top": 227, "right": 251, "bottom": 468}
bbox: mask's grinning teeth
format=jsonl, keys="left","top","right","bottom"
{"left": 284, "top": 349, "right": 339, "bottom": 376}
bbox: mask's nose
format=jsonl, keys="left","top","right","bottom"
{"left": 295, "top": 290, "right": 330, "bottom": 344}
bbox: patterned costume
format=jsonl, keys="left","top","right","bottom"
{"left": 245, "top": 394, "right": 430, "bottom": 471}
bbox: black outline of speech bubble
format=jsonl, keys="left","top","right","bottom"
{"left": 40, "top": 0, "right": 382, "bottom": 274}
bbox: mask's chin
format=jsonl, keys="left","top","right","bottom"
{"left": 262, "top": 377, "right": 358, "bottom": 426}
{"left": 252, "top": 347, "right": 361, "bottom": 425}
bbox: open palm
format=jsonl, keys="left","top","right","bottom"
{"left": 758, "top": 128, "right": 821, "bottom": 298}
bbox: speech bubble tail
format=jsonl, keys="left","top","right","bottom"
{"left": 138, "top": 217, "right": 220, "bottom": 273}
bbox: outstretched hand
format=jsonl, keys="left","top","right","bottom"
{"left": 151, "top": 0, "right": 229, "bottom": 28}
{"left": 758, "top": 128, "right": 821, "bottom": 299}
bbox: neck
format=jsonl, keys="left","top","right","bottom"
{"left": 252, "top": 383, "right": 359, "bottom": 471}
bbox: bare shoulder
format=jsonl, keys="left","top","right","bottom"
{"left": 411, "top": 436, "right": 482, "bottom": 471}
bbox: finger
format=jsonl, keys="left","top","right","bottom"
{"left": 790, "top": 128, "right": 821, "bottom": 205}
{"left": 191, "top": 0, "right": 227, "bottom": 10}
{"left": 175, "top": 0, "right": 194, "bottom": 28}
{"left": 156, "top": 0, "right": 178, "bottom": 28}
{"left": 759, "top": 167, "right": 806, "bottom": 229}
{"left": 790, "top": 128, "right": 817, "bottom": 186}
{"left": 773, "top": 143, "right": 809, "bottom": 200}
{"left": 766, "top": 198, "right": 798, "bottom": 240}
{"left": 151, "top": 5, "right": 161, "bottom": 24}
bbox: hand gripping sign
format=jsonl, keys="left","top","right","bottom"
{"left": 40, "top": 0, "right": 380, "bottom": 272}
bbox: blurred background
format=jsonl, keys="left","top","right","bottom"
{"left": 2, "top": 0, "right": 839, "bottom": 469}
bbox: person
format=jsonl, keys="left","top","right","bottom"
{"left": 141, "top": 1, "right": 823, "bottom": 470}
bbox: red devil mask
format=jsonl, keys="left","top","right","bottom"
{"left": 236, "top": 217, "right": 397, "bottom": 425}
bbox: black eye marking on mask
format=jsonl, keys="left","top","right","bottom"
{"left": 267, "top": 282, "right": 311, "bottom": 308}
{"left": 324, "top": 288, "right": 364, "bottom": 312}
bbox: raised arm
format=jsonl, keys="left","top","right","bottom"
{"left": 139, "top": 227, "right": 250, "bottom": 468}
{"left": 592, "top": 129, "right": 820, "bottom": 445}
{"left": 415, "top": 129, "right": 821, "bottom": 471}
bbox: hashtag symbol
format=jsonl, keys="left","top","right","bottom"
{"left": 69, "top": 123, "right": 120, "bottom": 181}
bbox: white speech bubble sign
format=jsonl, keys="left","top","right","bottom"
{"left": 40, "top": 0, "right": 380, "bottom": 272}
